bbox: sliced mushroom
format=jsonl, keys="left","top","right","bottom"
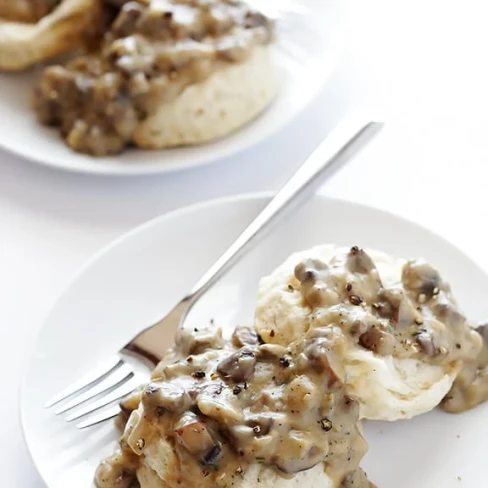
{"left": 142, "top": 381, "right": 192, "bottom": 413}
{"left": 402, "top": 259, "right": 441, "bottom": 297}
{"left": 175, "top": 327, "right": 224, "bottom": 356}
{"left": 257, "top": 343, "right": 288, "bottom": 360}
{"left": 232, "top": 325, "right": 259, "bottom": 348}
{"left": 201, "top": 443, "right": 222, "bottom": 468}
{"left": 174, "top": 412, "right": 216, "bottom": 456}
{"left": 245, "top": 412, "right": 287, "bottom": 436}
{"left": 217, "top": 347, "right": 257, "bottom": 382}
{"left": 345, "top": 247, "right": 376, "bottom": 274}
{"left": 380, "top": 288, "right": 417, "bottom": 326}
{"left": 275, "top": 437, "right": 324, "bottom": 474}
{"left": 348, "top": 319, "right": 369, "bottom": 338}
{"left": 359, "top": 326, "right": 395, "bottom": 355}
{"left": 416, "top": 330, "right": 438, "bottom": 356}
{"left": 197, "top": 390, "right": 244, "bottom": 423}
{"left": 304, "top": 338, "right": 343, "bottom": 387}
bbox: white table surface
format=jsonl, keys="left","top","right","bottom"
{"left": 2, "top": 1, "right": 488, "bottom": 486}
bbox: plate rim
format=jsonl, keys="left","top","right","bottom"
{"left": 20, "top": 192, "right": 488, "bottom": 486}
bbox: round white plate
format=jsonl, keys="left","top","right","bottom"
{"left": 0, "top": 1, "right": 345, "bottom": 175}
{"left": 21, "top": 194, "right": 488, "bottom": 487}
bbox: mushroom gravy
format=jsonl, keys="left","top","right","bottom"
{"left": 96, "top": 246, "right": 488, "bottom": 488}
{"left": 442, "top": 323, "right": 488, "bottom": 412}
{"left": 34, "top": 0, "right": 274, "bottom": 156}
{"left": 262, "top": 246, "right": 486, "bottom": 414}
{"left": 96, "top": 325, "right": 371, "bottom": 488}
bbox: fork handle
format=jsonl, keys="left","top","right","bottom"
{"left": 187, "top": 113, "right": 384, "bottom": 305}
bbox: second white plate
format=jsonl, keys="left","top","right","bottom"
{"left": 0, "top": 0, "right": 345, "bottom": 175}
{"left": 21, "top": 194, "right": 488, "bottom": 487}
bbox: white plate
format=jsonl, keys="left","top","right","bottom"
{"left": 0, "top": 1, "right": 345, "bottom": 176}
{"left": 21, "top": 194, "right": 488, "bottom": 487}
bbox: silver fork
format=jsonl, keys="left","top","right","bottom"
{"left": 45, "top": 113, "right": 384, "bottom": 429}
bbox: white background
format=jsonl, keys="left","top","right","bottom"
{"left": 2, "top": 1, "right": 488, "bottom": 485}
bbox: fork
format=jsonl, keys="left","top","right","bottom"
{"left": 45, "top": 113, "right": 384, "bottom": 429}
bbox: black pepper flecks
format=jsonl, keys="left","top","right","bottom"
{"left": 320, "top": 418, "right": 333, "bottom": 432}
{"left": 279, "top": 357, "right": 290, "bottom": 367}
{"left": 136, "top": 437, "right": 145, "bottom": 449}
{"left": 349, "top": 295, "right": 363, "bottom": 306}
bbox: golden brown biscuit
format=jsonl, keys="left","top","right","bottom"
{"left": 0, "top": 0, "right": 102, "bottom": 71}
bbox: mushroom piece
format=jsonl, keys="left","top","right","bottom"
{"left": 217, "top": 347, "right": 257, "bottom": 382}
{"left": 402, "top": 259, "right": 441, "bottom": 297}
{"left": 175, "top": 327, "right": 224, "bottom": 356}
{"left": 380, "top": 288, "right": 417, "bottom": 327}
{"left": 416, "top": 330, "right": 439, "bottom": 356}
{"left": 232, "top": 325, "right": 259, "bottom": 348}
{"left": 275, "top": 436, "right": 324, "bottom": 474}
{"left": 359, "top": 326, "right": 395, "bottom": 355}
{"left": 142, "top": 381, "right": 192, "bottom": 413}
{"left": 174, "top": 412, "right": 216, "bottom": 456}
{"left": 245, "top": 412, "right": 287, "bottom": 436}
{"left": 257, "top": 343, "right": 288, "bottom": 360}
{"left": 304, "top": 337, "right": 342, "bottom": 387}
{"left": 345, "top": 247, "right": 376, "bottom": 274}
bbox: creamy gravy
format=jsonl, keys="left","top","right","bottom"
{"left": 96, "top": 325, "right": 370, "bottom": 487}
{"left": 290, "top": 247, "right": 482, "bottom": 368}
{"left": 96, "top": 247, "right": 488, "bottom": 488}
{"left": 34, "top": 0, "right": 274, "bottom": 156}
{"left": 442, "top": 323, "right": 488, "bottom": 412}
{"left": 290, "top": 247, "right": 487, "bottom": 414}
